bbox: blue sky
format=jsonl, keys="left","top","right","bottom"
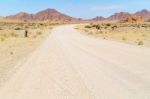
{"left": 0, "top": 0, "right": 150, "bottom": 19}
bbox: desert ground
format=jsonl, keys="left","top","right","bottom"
{"left": 0, "top": 24, "right": 150, "bottom": 99}
{"left": 0, "top": 21, "right": 53, "bottom": 87}
{"left": 76, "top": 22, "right": 150, "bottom": 47}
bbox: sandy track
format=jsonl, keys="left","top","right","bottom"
{"left": 0, "top": 25, "right": 150, "bottom": 99}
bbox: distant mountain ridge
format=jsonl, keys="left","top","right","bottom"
{"left": 6, "top": 8, "right": 77, "bottom": 22}
{"left": 92, "top": 9, "right": 150, "bottom": 21}
{"left": 92, "top": 16, "right": 105, "bottom": 21}
{"left": 108, "top": 12, "right": 131, "bottom": 20}
{"left": 134, "top": 9, "right": 150, "bottom": 20}
{"left": 5, "top": 8, "right": 150, "bottom": 22}
{"left": 7, "top": 12, "right": 33, "bottom": 20}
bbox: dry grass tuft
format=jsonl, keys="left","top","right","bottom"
{"left": 138, "top": 41, "right": 144, "bottom": 45}
{"left": 76, "top": 22, "right": 150, "bottom": 47}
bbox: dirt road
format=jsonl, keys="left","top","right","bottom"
{"left": 0, "top": 25, "right": 150, "bottom": 99}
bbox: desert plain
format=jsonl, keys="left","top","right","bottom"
{"left": 0, "top": 8, "right": 150, "bottom": 99}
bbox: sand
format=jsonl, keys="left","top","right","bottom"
{"left": 0, "top": 25, "right": 150, "bottom": 99}
{"left": 0, "top": 28, "right": 51, "bottom": 87}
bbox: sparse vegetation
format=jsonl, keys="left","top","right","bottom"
{"left": 0, "top": 37, "right": 5, "bottom": 42}
{"left": 10, "top": 51, "right": 14, "bottom": 55}
{"left": 0, "top": 21, "right": 54, "bottom": 85}
{"left": 10, "top": 32, "right": 18, "bottom": 37}
{"left": 122, "top": 37, "right": 127, "bottom": 41}
{"left": 37, "top": 31, "right": 42, "bottom": 35}
{"left": 138, "top": 41, "right": 144, "bottom": 45}
{"left": 95, "top": 25, "right": 100, "bottom": 30}
{"left": 14, "top": 27, "right": 23, "bottom": 30}
{"left": 0, "top": 21, "right": 53, "bottom": 41}
{"left": 85, "top": 25, "right": 91, "bottom": 28}
{"left": 77, "top": 22, "right": 150, "bottom": 47}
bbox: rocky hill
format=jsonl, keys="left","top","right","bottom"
{"left": 134, "top": 9, "right": 150, "bottom": 20}
{"left": 107, "top": 12, "right": 131, "bottom": 20}
{"left": 92, "top": 9, "right": 150, "bottom": 21}
{"left": 122, "top": 16, "right": 144, "bottom": 23}
{"left": 92, "top": 16, "right": 105, "bottom": 21}
{"left": 6, "top": 8, "right": 77, "bottom": 22}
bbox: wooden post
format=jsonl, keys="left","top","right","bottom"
{"left": 96, "top": 25, "right": 100, "bottom": 33}
{"left": 25, "top": 30, "right": 28, "bottom": 37}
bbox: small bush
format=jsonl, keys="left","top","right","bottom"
{"left": 111, "top": 25, "right": 118, "bottom": 30}
{"left": 24, "top": 25, "right": 29, "bottom": 29}
{"left": 95, "top": 25, "right": 100, "bottom": 30}
{"left": 106, "top": 23, "right": 111, "bottom": 27}
{"left": 84, "top": 29, "right": 89, "bottom": 32}
{"left": 3, "top": 34, "right": 8, "bottom": 38}
{"left": 74, "top": 27, "right": 79, "bottom": 29}
{"left": 137, "top": 25, "right": 140, "bottom": 28}
{"left": 10, "top": 52, "right": 14, "bottom": 55}
{"left": 11, "top": 32, "right": 18, "bottom": 37}
{"left": 91, "top": 24, "right": 101, "bottom": 30}
{"left": 0, "top": 37, "right": 5, "bottom": 42}
{"left": 40, "top": 23, "right": 44, "bottom": 26}
{"left": 88, "top": 32, "right": 93, "bottom": 35}
{"left": 32, "top": 35, "right": 37, "bottom": 39}
{"left": 104, "top": 26, "right": 108, "bottom": 29}
{"left": 92, "top": 24, "right": 98, "bottom": 27}
{"left": 85, "top": 25, "right": 91, "bottom": 28}
{"left": 37, "top": 31, "right": 42, "bottom": 35}
{"left": 138, "top": 41, "right": 144, "bottom": 45}
{"left": 14, "top": 27, "right": 23, "bottom": 30}
{"left": 122, "top": 37, "right": 127, "bottom": 40}
{"left": 141, "top": 24, "right": 147, "bottom": 28}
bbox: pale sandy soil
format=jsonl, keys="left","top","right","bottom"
{"left": 0, "top": 25, "right": 150, "bottom": 99}
{"left": 77, "top": 23, "right": 150, "bottom": 47}
{"left": 0, "top": 28, "right": 51, "bottom": 87}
